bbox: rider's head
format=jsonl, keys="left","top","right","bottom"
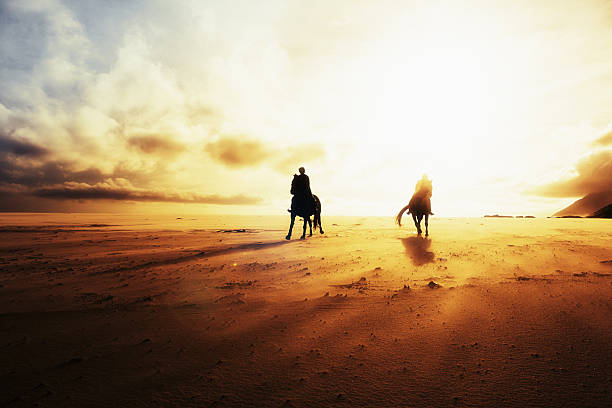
{"left": 421, "top": 173, "right": 429, "bottom": 180}
{"left": 299, "top": 167, "right": 305, "bottom": 175}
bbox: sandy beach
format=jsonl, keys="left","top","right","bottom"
{"left": 4, "top": 0, "right": 612, "bottom": 406}
{"left": 0, "top": 213, "right": 611, "bottom": 407}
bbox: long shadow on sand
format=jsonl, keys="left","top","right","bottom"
{"left": 401, "top": 236, "right": 434, "bottom": 266}
{"left": 90, "top": 240, "right": 292, "bottom": 276}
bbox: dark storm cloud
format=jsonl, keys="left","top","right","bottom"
{"left": 533, "top": 150, "right": 612, "bottom": 197}
{"left": 33, "top": 185, "right": 260, "bottom": 204}
{"left": 0, "top": 133, "right": 48, "bottom": 157}
{"left": 0, "top": 156, "right": 105, "bottom": 187}
{"left": 0, "top": 151, "right": 260, "bottom": 209}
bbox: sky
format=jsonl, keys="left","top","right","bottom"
{"left": 1, "top": 0, "right": 612, "bottom": 216}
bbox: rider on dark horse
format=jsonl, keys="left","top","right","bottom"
{"left": 290, "top": 167, "right": 315, "bottom": 215}
{"left": 286, "top": 167, "right": 322, "bottom": 240}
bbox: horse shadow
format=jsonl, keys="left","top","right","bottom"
{"left": 400, "top": 236, "right": 435, "bottom": 266}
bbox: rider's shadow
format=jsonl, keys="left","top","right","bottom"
{"left": 401, "top": 236, "right": 435, "bottom": 266}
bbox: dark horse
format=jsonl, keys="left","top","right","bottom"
{"left": 396, "top": 194, "right": 430, "bottom": 236}
{"left": 286, "top": 194, "right": 324, "bottom": 240}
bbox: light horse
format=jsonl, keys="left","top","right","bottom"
{"left": 286, "top": 194, "right": 324, "bottom": 240}
{"left": 396, "top": 194, "right": 430, "bottom": 236}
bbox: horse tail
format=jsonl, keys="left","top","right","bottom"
{"left": 395, "top": 204, "right": 410, "bottom": 227}
{"left": 312, "top": 195, "right": 321, "bottom": 229}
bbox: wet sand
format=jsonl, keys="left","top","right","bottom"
{"left": 1, "top": 214, "right": 611, "bottom": 407}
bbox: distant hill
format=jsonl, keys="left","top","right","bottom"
{"left": 553, "top": 191, "right": 612, "bottom": 217}
{"left": 589, "top": 203, "right": 612, "bottom": 218}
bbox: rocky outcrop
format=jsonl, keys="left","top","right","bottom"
{"left": 589, "top": 203, "right": 612, "bottom": 218}
{"left": 553, "top": 191, "right": 612, "bottom": 217}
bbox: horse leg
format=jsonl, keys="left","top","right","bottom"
{"left": 412, "top": 214, "right": 421, "bottom": 235}
{"left": 301, "top": 217, "right": 307, "bottom": 239}
{"left": 424, "top": 214, "right": 429, "bottom": 237}
{"left": 417, "top": 214, "right": 424, "bottom": 235}
{"left": 286, "top": 214, "right": 296, "bottom": 240}
{"left": 308, "top": 217, "right": 313, "bottom": 237}
{"left": 317, "top": 213, "right": 324, "bottom": 234}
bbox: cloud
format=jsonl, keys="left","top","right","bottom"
{"left": 205, "top": 135, "right": 325, "bottom": 172}
{"left": 532, "top": 150, "right": 612, "bottom": 197}
{"left": 0, "top": 4, "right": 253, "bottom": 211}
{"left": 0, "top": 148, "right": 261, "bottom": 207}
{"left": 0, "top": 133, "right": 48, "bottom": 157}
{"left": 0, "top": 155, "right": 105, "bottom": 188}
{"left": 128, "top": 134, "right": 185, "bottom": 155}
{"left": 593, "top": 129, "right": 612, "bottom": 146}
{"left": 204, "top": 136, "right": 271, "bottom": 168}
{"left": 0, "top": 150, "right": 260, "bottom": 206}
{"left": 1, "top": 2, "right": 343, "bottom": 212}
{"left": 32, "top": 180, "right": 260, "bottom": 204}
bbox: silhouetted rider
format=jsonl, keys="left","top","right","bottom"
{"left": 291, "top": 167, "right": 311, "bottom": 195}
{"left": 410, "top": 173, "right": 433, "bottom": 215}
{"left": 290, "top": 167, "right": 315, "bottom": 213}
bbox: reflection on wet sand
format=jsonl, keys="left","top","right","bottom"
{"left": 401, "top": 236, "right": 435, "bottom": 265}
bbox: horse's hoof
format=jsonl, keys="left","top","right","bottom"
{"left": 320, "top": 230, "right": 324, "bottom": 234}
{"left": 300, "top": 236, "right": 305, "bottom": 240}
{"left": 285, "top": 235, "right": 291, "bottom": 240}
{"left": 309, "top": 233, "right": 312, "bottom": 237}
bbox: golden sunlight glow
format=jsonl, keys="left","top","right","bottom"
{"left": 2, "top": 0, "right": 611, "bottom": 216}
